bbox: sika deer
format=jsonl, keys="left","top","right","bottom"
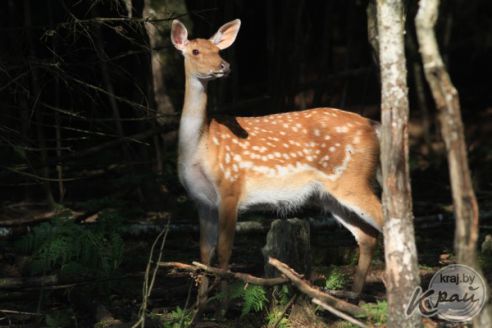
{"left": 170, "top": 19, "right": 383, "bottom": 313}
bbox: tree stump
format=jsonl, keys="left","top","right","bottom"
{"left": 263, "top": 219, "right": 329, "bottom": 327}
{"left": 262, "top": 218, "right": 311, "bottom": 278}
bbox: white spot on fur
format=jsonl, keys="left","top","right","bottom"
{"left": 335, "top": 126, "right": 349, "bottom": 133}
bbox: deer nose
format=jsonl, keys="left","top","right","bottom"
{"left": 220, "top": 61, "right": 230, "bottom": 73}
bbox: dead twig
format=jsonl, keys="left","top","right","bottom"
{"left": 312, "top": 298, "right": 367, "bottom": 328}
{"left": 267, "top": 257, "right": 365, "bottom": 317}
{"left": 132, "top": 220, "right": 170, "bottom": 328}
{"left": 272, "top": 293, "right": 297, "bottom": 328}
{"left": 159, "top": 261, "right": 289, "bottom": 286}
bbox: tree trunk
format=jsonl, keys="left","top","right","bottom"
{"left": 23, "top": 0, "right": 56, "bottom": 209}
{"left": 406, "top": 33, "right": 432, "bottom": 148}
{"left": 415, "top": 0, "right": 491, "bottom": 325}
{"left": 375, "top": 0, "right": 421, "bottom": 326}
{"left": 144, "top": 0, "right": 175, "bottom": 125}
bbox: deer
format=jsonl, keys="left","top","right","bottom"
{"left": 170, "top": 19, "right": 383, "bottom": 314}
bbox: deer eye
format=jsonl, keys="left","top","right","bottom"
{"left": 192, "top": 49, "right": 200, "bottom": 55}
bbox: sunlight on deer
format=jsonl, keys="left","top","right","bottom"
{"left": 171, "top": 19, "right": 383, "bottom": 316}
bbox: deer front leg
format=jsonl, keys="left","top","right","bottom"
{"left": 196, "top": 205, "right": 218, "bottom": 312}
{"left": 216, "top": 196, "right": 239, "bottom": 318}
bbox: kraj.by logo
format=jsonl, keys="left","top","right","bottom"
{"left": 406, "top": 264, "right": 486, "bottom": 322}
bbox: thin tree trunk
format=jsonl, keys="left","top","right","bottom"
{"left": 93, "top": 13, "right": 145, "bottom": 203}
{"left": 48, "top": 1, "right": 65, "bottom": 203}
{"left": 144, "top": 0, "right": 175, "bottom": 125}
{"left": 23, "top": 0, "right": 56, "bottom": 209}
{"left": 415, "top": 0, "right": 491, "bottom": 325}
{"left": 366, "top": 1, "right": 379, "bottom": 68}
{"left": 406, "top": 34, "right": 432, "bottom": 147}
{"left": 376, "top": 0, "right": 421, "bottom": 326}
{"left": 94, "top": 32, "right": 129, "bottom": 158}
{"left": 136, "top": 0, "right": 172, "bottom": 201}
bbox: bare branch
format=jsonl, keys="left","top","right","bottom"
{"left": 267, "top": 257, "right": 365, "bottom": 317}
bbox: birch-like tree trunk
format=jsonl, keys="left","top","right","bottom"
{"left": 144, "top": 0, "right": 175, "bottom": 125}
{"left": 376, "top": 0, "right": 421, "bottom": 326}
{"left": 415, "top": 0, "right": 492, "bottom": 326}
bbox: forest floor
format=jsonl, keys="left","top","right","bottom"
{"left": 1, "top": 196, "right": 492, "bottom": 327}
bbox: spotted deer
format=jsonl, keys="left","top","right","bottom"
{"left": 171, "top": 19, "right": 383, "bottom": 310}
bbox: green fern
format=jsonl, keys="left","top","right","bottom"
{"left": 15, "top": 212, "right": 124, "bottom": 282}
{"left": 212, "top": 282, "right": 269, "bottom": 317}
{"left": 241, "top": 284, "right": 268, "bottom": 316}
{"left": 163, "top": 306, "right": 193, "bottom": 328}
{"left": 324, "top": 267, "right": 348, "bottom": 290}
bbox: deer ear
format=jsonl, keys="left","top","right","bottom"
{"left": 171, "top": 20, "right": 188, "bottom": 51}
{"left": 209, "top": 19, "right": 241, "bottom": 50}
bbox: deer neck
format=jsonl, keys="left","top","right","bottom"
{"left": 178, "top": 74, "right": 209, "bottom": 163}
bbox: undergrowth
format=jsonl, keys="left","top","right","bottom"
{"left": 213, "top": 281, "right": 269, "bottom": 317}
{"left": 324, "top": 266, "right": 348, "bottom": 290}
{"left": 15, "top": 210, "right": 125, "bottom": 290}
{"left": 357, "top": 301, "right": 388, "bottom": 326}
{"left": 162, "top": 306, "right": 193, "bottom": 328}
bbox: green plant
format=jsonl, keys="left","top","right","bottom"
{"left": 276, "top": 285, "right": 291, "bottom": 306}
{"left": 324, "top": 267, "right": 348, "bottom": 290}
{"left": 266, "top": 307, "right": 290, "bottom": 328}
{"left": 478, "top": 253, "right": 492, "bottom": 272}
{"left": 213, "top": 282, "right": 269, "bottom": 317}
{"left": 16, "top": 211, "right": 124, "bottom": 283}
{"left": 242, "top": 284, "right": 268, "bottom": 316}
{"left": 358, "top": 301, "right": 388, "bottom": 325}
{"left": 163, "top": 306, "right": 193, "bottom": 328}
{"left": 45, "top": 309, "right": 75, "bottom": 328}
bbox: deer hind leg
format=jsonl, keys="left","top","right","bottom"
{"left": 323, "top": 188, "right": 383, "bottom": 297}
{"left": 196, "top": 204, "right": 218, "bottom": 311}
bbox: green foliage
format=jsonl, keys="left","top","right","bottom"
{"left": 213, "top": 282, "right": 269, "bottom": 317}
{"left": 357, "top": 301, "right": 388, "bottom": 325}
{"left": 276, "top": 285, "right": 292, "bottom": 306}
{"left": 478, "top": 253, "right": 492, "bottom": 272}
{"left": 266, "top": 307, "right": 290, "bottom": 328}
{"left": 162, "top": 306, "right": 193, "bottom": 328}
{"left": 335, "top": 322, "right": 358, "bottom": 328}
{"left": 16, "top": 211, "right": 124, "bottom": 282}
{"left": 242, "top": 284, "right": 268, "bottom": 316}
{"left": 45, "top": 309, "right": 75, "bottom": 328}
{"left": 324, "top": 267, "right": 348, "bottom": 290}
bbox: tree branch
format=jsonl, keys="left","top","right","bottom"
{"left": 267, "top": 257, "right": 365, "bottom": 317}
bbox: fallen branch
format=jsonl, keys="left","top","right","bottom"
{"left": 268, "top": 257, "right": 365, "bottom": 317}
{"left": 0, "top": 272, "right": 145, "bottom": 290}
{"left": 0, "top": 309, "right": 43, "bottom": 316}
{"left": 312, "top": 298, "right": 367, "bottom": 328}
{"left": 159, "top": 261, "right": 289, "bottom": 287}
{"left": 0, "top": 275, "right": 58, "bottom": 289}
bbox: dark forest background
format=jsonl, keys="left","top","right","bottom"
{"left": 1, "top": 0, "right": 492, "bottom": 209}
{"left": 1, "top": 1, "right": 492, "bottom": 327}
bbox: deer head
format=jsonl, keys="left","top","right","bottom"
{"left": 171, "top": 19, "right": 241, "bottom": 80}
